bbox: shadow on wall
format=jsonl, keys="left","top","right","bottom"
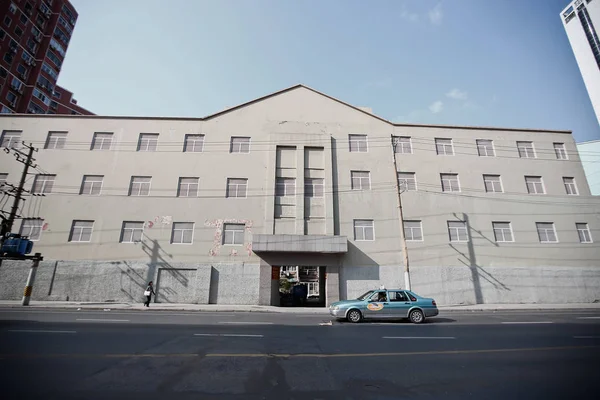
{"left": 340, "top": 242, "right": 380, "bottom": 300}
{"left": 209, "top": 266, "right": 219, "bottom": 304}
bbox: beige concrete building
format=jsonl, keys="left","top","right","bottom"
{"left": 1, "top": 85, "right": 599, "bottom": 305}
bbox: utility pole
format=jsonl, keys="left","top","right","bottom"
{"left": 391, "top": 135, "right": 411, "bottom": 290}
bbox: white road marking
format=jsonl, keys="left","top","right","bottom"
{"left": 500, "top": 321, "right": 553, "bottom": 324}
{"left": 194, "top": 333, "right": 263, "bottom": 338}
{"left": 217, "top": 322, "right": 273, "bottom": 325}
{"left": 383, "top": 336, "right": 455, "bottom": 340}
{"left": 7, "top": 329, "right": 76, "bottom": 334}
{"left": 76, "top": 319, "right": 130, "bottom": 322}
{"left": 577, "top": 317, "right": 600, "bottom": 320}
{"left": 574, "top": 336, "right": 600, "bottom": 339}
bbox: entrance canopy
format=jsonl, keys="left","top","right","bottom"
{"left": 252, "top": 234, "right": 347, "bottom": 253}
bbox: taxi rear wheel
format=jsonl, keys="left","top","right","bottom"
{"left": 347, "top": 309, "right": 362, "bottom": 323}
{"left": 409, "top": 309, "right": 424, "bottom": 324}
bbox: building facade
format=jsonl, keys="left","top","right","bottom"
{"left": 561, "top": 0, "right": 600, "bottom": 126}
{"left": 0, "top": 0, "right": 92, "bottom": 115}
{"left": 1, "top": 86, "right": 599, "bottom": 305}
{"left": 577, "top": 139, "right": 600, "bottom": 194}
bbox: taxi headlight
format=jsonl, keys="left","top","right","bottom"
{"left": 331, "top": 305, "right": 340, "bottom": 311}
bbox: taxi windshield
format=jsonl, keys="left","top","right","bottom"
{"left": 357, "top": 290, "right": 375, "bottom": 301}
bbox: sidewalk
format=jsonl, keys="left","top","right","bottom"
{"left": 0, "top": 300, "right": 599, "bottom": 313}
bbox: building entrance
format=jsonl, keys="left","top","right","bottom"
{"left": 277, "top": 266, "right": 326, "bottom": 307}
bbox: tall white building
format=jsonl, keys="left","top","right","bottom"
{"left": 561, "top": 0, "right": 600, "bottom": 126}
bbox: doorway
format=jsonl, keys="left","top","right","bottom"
{"left": 277, "top": 266, "right": 326, "bottom": 307}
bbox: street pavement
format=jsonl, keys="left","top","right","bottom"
{"left": 0, "top": 308, "right": 599, "bottom": 399}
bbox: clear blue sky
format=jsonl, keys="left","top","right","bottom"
{"left": 61, "top": 0, "right": 600, "bottom": 143}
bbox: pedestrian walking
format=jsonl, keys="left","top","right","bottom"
{"left": 143, "top": 281, "right": 155, "bottom": 307}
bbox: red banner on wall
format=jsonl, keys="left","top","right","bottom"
{"left": 271, "top": 266, "right": 280, "bottom": 280}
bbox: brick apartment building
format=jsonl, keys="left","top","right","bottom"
{"left": 0, "top": 0, "right": 92, "bottom": 115}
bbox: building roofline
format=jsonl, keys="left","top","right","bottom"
{"left": 0, "top": 84, "right": 572, "bottom": 134}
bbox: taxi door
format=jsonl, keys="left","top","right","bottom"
{"left": 385, "top": 290, "right": 412, "bottom": 318}
{"left": 364, "top": 290, "right": 389, "bottom": 319}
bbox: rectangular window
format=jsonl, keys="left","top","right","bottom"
{"left": 351, "top": 171, "right": 371, "bottom": 190}
{"left": 576, "top": 223, "right": 593, "bottom": 243}
{"left": 398, "top": 172, "right": 417, "bottom": 191}
{"left": 223, "top": 223, "right": 245, "bottom": 245}
{"left": 304, "top": 178, "right": 324, "bottom": 198}
{"left": 440, "top": 173, "right": 460, "bottom": 192}
{"left": 69, "top": 220, "right": 94, "bottom": 242}
{"left": 129, "top": 176, "right": 151, "bottom": 196}
{"left": 404, "top": 220, "right": 423, "bottom": 241}
{"left": 448, "top": 221, "right": 468, "bottom": 242}
{"left": 393, "top": 136, "right": 412, "bottom": 154}
{"left": 178, "top": 177, "right": 199, "bottom": 197}
{"left": 554, "top": 143, "right": 568, "bottom": 160}
{"left": 477, "top": 139, "right": 495, "bottom": 157}
{"left": 1, "top": 130, "right": 21, "bottom": 148}
{"left": 0, "top": 173, "right": 7, "bottom": 190}
{"left": 80, "top": 175, "right": 103, "bottom": 195}
{"left": 6, "top": 91, "right": 17, "bottom": 104}
{"left": 493, "top": 222, "right": 513, "bottom": 242}
{"left": 171, "top": 222, "right": 194, "bottom": 244}
{"left": 137, "top": 133, "right": 158, "bottom": 152}
{"left": 517, "top": 141, "right": 536, "bottom": 158}
{"left": 525, "top": 176, "right": 545, "bottom": 194}
{"left": 184, "top": 134, "right": 204, "bottom": 152}
{"left": 45, "top": 132, "right": 67, "bottom": 149}
{"left": 19, "top": 218, "right": 43, "bottom": 241}
{"left": 226, "top": 178, "right": 248, "bottom": 198}
{"left": 349, "top": 134, "right": 368, "bottom": 152}
{"left": 275, "top": 177, "right": 296, "bottom": 197}
{"left": 536, "top": 222, "right": 558, "bottom": 243}
{"left": 563, "top": 177, "right": 578, "bottom": 195}
{"left": 91, "top": 132, "right": 113, "bottom": 150}
{"left": 120, "top": 221, "right": 144, "bottom": 243}
{"left": 32, "top": 174, "right": 55, "bottom": 194}
{"left": 435, "top": 138, "right": 454, "bottom": 155}
{"left": 354, "top": 219, "right": 375, "bottom": 241}
{"left": 46, "top": 50, "right": 62, "bottom": 68}
{"left": 230, "top": 137, "right": 250, "bottom": 153}
{"left": 483, "top": 174, "right": 503, "bottom": 193}
{"left": 41, "top": 62, "right": 58, "bottom": 80}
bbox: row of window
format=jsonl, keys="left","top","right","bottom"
{"left": 9, "top": 172, "right": 579, "bottom": 198}
{"left": 19, "top": 218, "right": 593, "bottom": 245}
{"left": 353, "top": 219, "right": 593, "bottom": 244}
{"left": 1, "top": 131, "right": 571, "bottom": 160}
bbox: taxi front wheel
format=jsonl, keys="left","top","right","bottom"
{"left": 347, "top": 309, "right": 362, "bottom": 323}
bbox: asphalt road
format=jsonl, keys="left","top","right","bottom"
{"left": 0, "top": 308, "right": 599, "bottom": 400}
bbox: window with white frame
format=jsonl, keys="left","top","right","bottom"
{"left": 476, "top": 139, "right": 495, "bottom": 157}
{"left": 393, "top": 136, "right": 412, "bottom": 154}
{"left": 226, "top": 178, "right": 248, "bottom": 198}
{"left": 91, "top": 132, "right": 113, "bottom": 150}
{"left": 19, "top": 218, "right": 43, "bottom": 241}
{"left": 576, "top": 223, "right": 592, "bottom": 243}
{"left": 69, "top": 220, "right": 94, "bottom": 242}
{"left": 1, "top": 130, "right": 21, "bottom": 148}
{"left": 554, "top": 143, "right": 568, "bottom": 160}
{"left": 440, "top": 173, "right": 460, "bottom": 192}
{"left": 492, "top": 222, "right": 513, "bottom": 242}
{"left": 398, "top": 172, "right": 417, "bottom": 191}
{"left": 563, "top": 177, "right": 578, "bottom": 195}
{"left": 230, "top": 137, "right": 250, "bottom": 153}
{"left": 275, "top": 177, "right": 296, "bottom": 197}
{"left": 120, "top": 221, "right": 144, "bottom": 243}
{"left": 536, "top": 222, "right": 558, "bottom": 243}
{"left": 0, "top": 173, "right": 7, "bottom": 191}
{"left": 223, "top": 223, "right": 245, "bottom": 245}
{"left": 483, "top": 174, "right": 503, "bottom": 193}
{"left": 32, "top": 174, "right": 55, "bottom": 194}
{"left": 517, "top": 141, "right": 536, "bottom": 158}
{"left": 354, "top": 219, "right": 374, "bottom": 241}
{"left": 349, "top": 134, "right": 368, "bottom": 152}
{"left": 304, "top": 178, "right": 324, "bottom": 197}
{"left": 448, "top": 221, "right": 468, "bottom": 242}
{"left": 137, "top": 133, "right": 158, "bottom": 152}
{"left": 435, "top": 138, "right": 454, "bottom": 155}
{"left": 184, "top": 134, "right": 204, "bottom": 152}
{"left": 129, "top": 176, "right": 151, "bottom": 196}
{"left": 351, "top": 171, "right": 371, "bottom": 190}
{"left": 45, "top": 131, "right": 67, "bottom": 149}
{"left": 525, "top": 176, "right": 545, "bottom": 194}
{"left": 404, "top": 220, "right": 423, "bottom": 241}
{"left": 171, "top": 222, "right": 194, "bottom": 244}
{"left": 178, "top": 177, "right": 199, "bottom": 197}
{"left": 80, "top": 175, "right": 103, "bottom": 195}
